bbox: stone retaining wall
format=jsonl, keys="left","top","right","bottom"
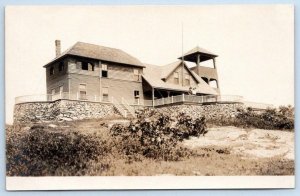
{"left": 13, "top": 100, "right": 245, "bottom": 124}
{"left": 13, "top": 100, "right": 121, "bottom": 124}
{"left": 156, "top": 103, "right": 245, "bottom": 120}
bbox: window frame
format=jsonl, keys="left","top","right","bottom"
{"left": 184, "top": 73, "right": 190, "bottom": 86}
{"left": 134, "top": 90, "right": 140, "bottom": 97}
{"left": 81, "top": 62, "right": 89, "bottom": 71}
{"left": 79, "top": 83, "right": 87, "bottom": 99}
{"left": 174, "top": 71, "right": 179, "bottom": 84}
{"left": 101, "top": 64, "right": 108, "bottom": 78}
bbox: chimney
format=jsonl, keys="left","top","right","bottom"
{"left": 55, "top": 40, "right": 61, "bottom": 57}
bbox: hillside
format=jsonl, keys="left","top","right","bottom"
{"left": 6, "top": 115, "right": 294, "bottom": 176}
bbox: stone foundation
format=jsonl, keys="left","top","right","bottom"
{"left": 13, "top": 100, "right": 121, "bottom": 124}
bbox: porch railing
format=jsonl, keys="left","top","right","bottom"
{"left": 15, "top": 93, "right": 272, "bottom": 110}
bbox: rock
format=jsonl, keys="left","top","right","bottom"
{"left": 48, "top": 124, "right": 58, "bottom": 128}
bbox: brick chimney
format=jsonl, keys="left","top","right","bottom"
{"left": 55, "top": 40, "right": 61, "bottom": 57}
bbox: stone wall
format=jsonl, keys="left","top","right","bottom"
{"left": 156, "top": 103, "right": 245, "bottom": 120}
{"left": 13, "top": 100, "right": 244, "bottom": 125}
{"left": 13, "top": 100, "right": 121, "bottom": 124}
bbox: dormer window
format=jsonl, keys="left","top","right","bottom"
{"left": 50, "top": 67, "right": 54, "bottom": 75}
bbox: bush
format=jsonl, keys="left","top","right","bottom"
{"left": 6, "top": 125, "right": 109, "bottom": 176}
{"left": 110, "top": 109, "right": 207, "bottom": 161}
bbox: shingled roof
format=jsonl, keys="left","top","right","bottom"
{"left": 142, "top": 62, "right": 218, "bottom": 95}
{"left": 178, "top": 46, "right": 218, "bottom": 62}
{"left": 44, "top": 42, "right": 144, "bottom": 68}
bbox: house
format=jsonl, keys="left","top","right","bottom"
{"left": 44, "top": 40, "right": 220, "bottom": 107}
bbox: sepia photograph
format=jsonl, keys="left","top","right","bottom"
{"left": 5, "top": 5, "right": 294, "bottom": 190}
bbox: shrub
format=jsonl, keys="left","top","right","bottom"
{"left": 110, "top": 109, "right": 207, "bottom": 161}
{"left": 235, "top": 107, "right": 294, "bottom": 130}
{"left": 6, "top": 125, "right": 109, "bottom": 176}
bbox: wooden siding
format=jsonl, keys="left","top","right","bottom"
{"left": 46, "top": 58, "right": 68, "bottom": 81}
{"left": 107, "top": 63, "right": 143, "bottom": 82}
{"left": 165, "top": 65, "right": 198, "bottom": 87}
{"left": 101, "top": 78, "right": 144, "bottom": 104}
{"left": 46, "top": 56, "right": 144, "bottom": 103}
{"left": 67, "top": 57, "right": 100, "bottom": 77}
{"left": 191, "top": 66, "right": 218, "bottom": 80}
{"left": 46, "top": 74, "right": 69, "bottom": 94}
{"left": 68, "top": 73, "right": 100, "bottom": 98}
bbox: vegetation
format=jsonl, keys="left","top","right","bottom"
{"left": 6, "top": 106, "right": 294, "bottom": 176}
{"left": 207, "top": 105, "right": 294, "bottom": 130}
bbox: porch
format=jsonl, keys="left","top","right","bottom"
{"left": 15, "top": 93, "right": 273, "bottom": 110}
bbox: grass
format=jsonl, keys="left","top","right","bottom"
{"left": 6, "top": 117, "right": 294, "bottom": 176}
{"left": 84, "top": 150, "right": 294, "bottom": 176}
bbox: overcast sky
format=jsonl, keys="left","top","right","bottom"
{"left": 5, "top": 5, "right": 294, "bottom": 124}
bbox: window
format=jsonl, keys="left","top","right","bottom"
{"left": 184, "top": 74, "right": 190, "bottom": 86}
{"left": 80, "top": 91, "right": 87, "bottom": 99}
{"left": 134, "top": 90, "right": 140, "bottom": 97}
{"left": 82, "top": 62, "right": 88, "bottom": 70}
{"left": 134, "top": 69, "right": 139, "bottom": 81}
{"left": 101, "top": 64, "right": 108, "bottom": 78}
{"left": 102, "top": 87, "right": 109, "bottom": 102}
{"left": 134, "top": 90, "right": 140, "bottom": 104}
{"left": 174, "top": 72, "right": 179, "bottom": 84}
{"left": 79, "top": 84, "right": 87, "bottom": 99}
{"left": 59, "top": 62, "right": 64, "bottom": 72}
{"left": 50, "top": 67, "right": 54, "bottom": 75}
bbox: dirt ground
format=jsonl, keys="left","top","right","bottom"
{"left": 183, "top": 126, "right": 294, "bottom": 160}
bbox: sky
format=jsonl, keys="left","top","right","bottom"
{"left": 5, "top": 5, "right": 294, "bottom": 124}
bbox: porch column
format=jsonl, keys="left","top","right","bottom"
{"left": 152, "top": 87, "right": 155, "bottom": 108}
{"left": 213, "top": 57, "right": 217, "bottom": 69}
{"left": 197, "top": 54, "right": 201, "bottom": 75}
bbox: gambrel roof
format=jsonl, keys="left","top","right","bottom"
{"left": 44, "top": 42, "right": 144, "bottom": 68}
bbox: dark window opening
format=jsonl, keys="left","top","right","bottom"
{"left": 134, "top": 90, "right": 140, "bottom": 97}
{"left": 59, "top": 62, "right": 64, "bottom": 71}
{"left": 82, "top": 62, "right": 88, "bottom": 70}
{"left": 50, "top": 67, "right": 54, "bottom": 75}
{"left": 102, "top": 70, "right": 108, "bottom": 78}
{"left": 92, "top": 65, "right": 95, "bottom": 71}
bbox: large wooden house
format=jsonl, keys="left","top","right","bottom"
{"left": 44, "top": 40, "right": 220, "bottom": 106}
